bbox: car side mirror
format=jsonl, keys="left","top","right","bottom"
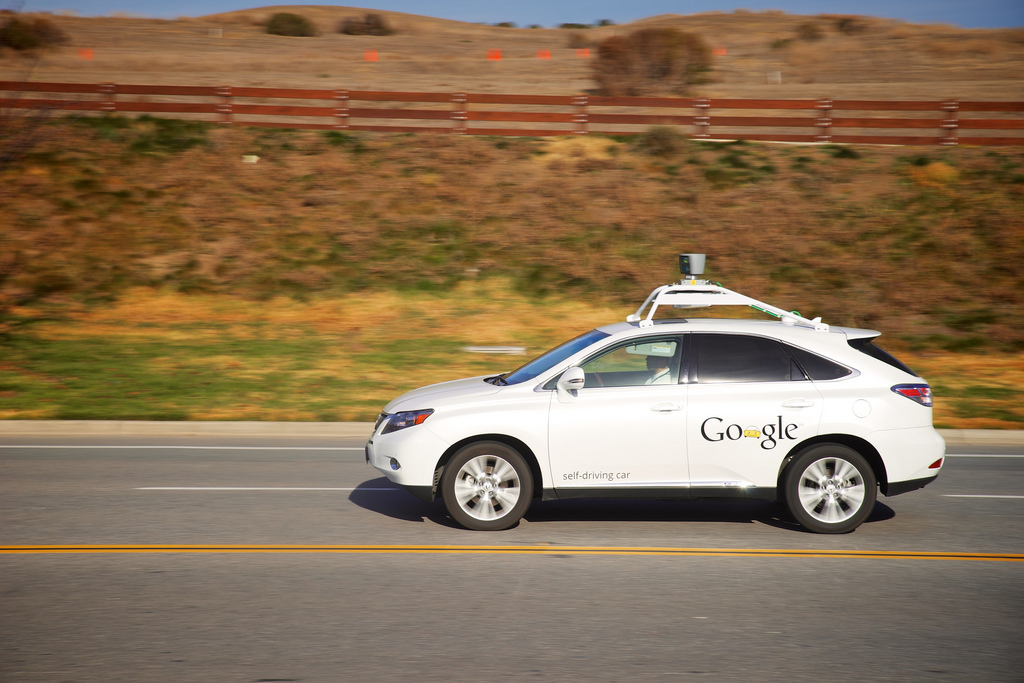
{"left": 556, "top": 366, "right": 585, "bottom": 399}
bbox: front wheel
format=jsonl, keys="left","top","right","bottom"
{"left": 441, "top": 441, "right": 533, "bottom": 531}
{"left": 783, "top": 444, "right": 877, "bottom": 534}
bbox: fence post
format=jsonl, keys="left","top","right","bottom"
{"left": 98, "top": 82, "right": 116, "bottom": 113}
{"left": 815, "top": 98, "right": 832, "bottom": 143}
{"left": 216, "top": 85, "right": 232, "bottom": 125}
{"left": 693, "top": 98, "right": 711, "bottom": 139}
{"left": 335, "top": 90, "right": 350, "bottom": 130}
{"left": 573, "top": 95, "right": 588, "bottom": 135}
{"left": 941, "top": 100, "right": 959, "bottom": 146}
{"left": 451, "top": 92, "right": 467, "bottom": 134}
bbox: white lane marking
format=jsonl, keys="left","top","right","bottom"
{"left": 137, "top": 487, "right": 398, "bottom": 491}
{"left": 943, "top": 495, "right": 1024, "bottom": 499}
{"left": 0, "top": 445, "right": 363, "bottom": 451}
{"left": 140, "top": 489, "right": 1022, "bottom": 497}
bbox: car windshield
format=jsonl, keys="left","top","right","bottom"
{"left": 493, "top": 329, "right": 610, "bottom": 386}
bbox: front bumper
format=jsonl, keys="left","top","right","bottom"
{"left": 365, "top": 422, "right": 451, "bottom": 492}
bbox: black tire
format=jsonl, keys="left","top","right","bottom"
{"left": 441, "top": 441, "right": 533, "bottom": 531}
{"left": 783, "top": 443, "right": 877, "bottom": 534}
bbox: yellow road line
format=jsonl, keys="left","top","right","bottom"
{"left": 1, "top": 545, "right": 1021, "bottom": 561}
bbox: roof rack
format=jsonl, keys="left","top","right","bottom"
{"left": 627, "top": 280, "right": 829, "bottom": 332}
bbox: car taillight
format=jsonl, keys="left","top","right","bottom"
{"left": 891, "top": 384, "right": 933, "bottom": 407}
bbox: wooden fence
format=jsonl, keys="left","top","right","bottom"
{"left": 2, "top": 81, "right": 1023, "bottom": 146}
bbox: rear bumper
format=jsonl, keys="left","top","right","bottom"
{"left": 884, "top": 473, "right": 939, "bottom": 497}
{"left": 872, "top": 425, "right": 945, "bottom": 486}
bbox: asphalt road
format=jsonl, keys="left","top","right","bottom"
{"left": 2, "top": 435, "right": 1022, "bottom": 682}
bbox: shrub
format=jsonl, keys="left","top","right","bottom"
{"left": 127, "top": 116, "right": 209, "bottom": 156}
{"left": 322, "top": 130, "right": 366, "bottom": 154}
{"left": 266, "top": 12, "right": 316, "bottom": 37}
{"left": 559, "top": 23, "right": 592, "bottom": 30}
{"left": 0, "top": 15, "right": 68, "bottom": 50}
{"left": 592, "top": 28, "right": 711, "bottom": 96}
{"left": 566, "top": 32, "right": 590, "bottom": 49}
{"left": 637, "top": 126, "right": 687, "bottom": 157}
{"left": 339, "top": 13, "right": 394, "bottom": 36}
{"left": 827, "top": 144, "right": 861, "bottom": 159}
{"left": 796, "top": 22, "right": 824, "bottom": 41}
{"left": 834, "top": 16, "right": 867, "bottom": 35}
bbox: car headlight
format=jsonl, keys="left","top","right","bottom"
{"left": 381, "top": 409, "right": 434, "bottom": 434}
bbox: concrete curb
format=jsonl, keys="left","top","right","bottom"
{"left": 0, "top": 421, "right": 1022, "bottom": 446}
{"left": 937, "top": 429, "right": 1024, "bottom": 447}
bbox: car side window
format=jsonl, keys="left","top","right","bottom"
{"left": 579, "top": 338, "right": 681, "bottom": 388}
{"left": 692, "top": 333, "right": 799, "bottom": 383}
{"left": 785, "top": 344, "right": 852, "bottom": 380}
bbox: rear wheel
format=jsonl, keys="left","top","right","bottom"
{"left": 441, "top": 441, "right": 533, "bottom": 531}
{"left": 783, "top": 444, "right": 876, "bottom": 534}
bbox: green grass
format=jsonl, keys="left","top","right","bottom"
{"left": 2, "top": 290, "right": 1022, "bottom": 427}
{"left": 0, "top": 281, "right": 550, "bottom": 421}
{"left": 0, "top": 327, "right": 496, "bottom": 421}
{"left": 940, "top": 385, "right": 1023, "bottom": 426}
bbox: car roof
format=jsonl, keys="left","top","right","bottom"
{"left": 597, "top": 318, "right": 880, "bottom": 346}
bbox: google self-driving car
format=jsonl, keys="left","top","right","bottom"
{"left": 366, "top": 255, "right": 944, "bottom": 534}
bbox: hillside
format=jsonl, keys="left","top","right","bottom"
{"left": 3, "top": 117, "right": 1023, "bottom": 346}
{"left": 1, "top": 7, "right": 1023, "bottom": 427}
{"left": 1, "top": 117, "right": 1023, "bottom": 426}
{"left": 2, "top": 6, "right": 1023, "bottom": 99}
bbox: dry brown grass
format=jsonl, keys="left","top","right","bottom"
{"left": 3, "top": 120, "right": 1022, "bottom": 355}
{"left": 2, "top": 7, "right": 1022, "bottom": 99}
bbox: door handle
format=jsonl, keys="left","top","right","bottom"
{"left": 651, "top": 402, "right": 682, "bottom": 412}
{"left": 782, "top": 399, "right": 815, "bottom": 408}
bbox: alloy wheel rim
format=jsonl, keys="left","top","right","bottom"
{"left": 797, "top": 456, "right": 866, "bottom": 524}
{"left": 453, "top": 454, "right": 521, "bottom": 521}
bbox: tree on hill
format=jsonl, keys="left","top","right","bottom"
{"left": 338, "top": 13, "right": 394, "bottom": 36}
{"left": 0, "top": 14, "right": 68, "bottom": 50}
{"left": 592, "top": 27, "right": 712, "bottom": 96}
{"left": 266, "top": 12, "right": 317, "bottom": 37}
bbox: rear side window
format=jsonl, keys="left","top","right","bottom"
{"left": 692, "top": 334, "right": 801, "bottom": 383}
{"left": 786, "top": 345, "right": 852, "bottom": 381}
{"left": 848, "top": 338, "right": 918, "bottom": 377}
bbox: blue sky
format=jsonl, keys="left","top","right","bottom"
{"left": 14, "top": 1, "right": 1024, "bottom": 29}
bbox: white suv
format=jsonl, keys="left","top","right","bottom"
{"left": 366, "top": 261, "right": 944, "bottom": 534}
